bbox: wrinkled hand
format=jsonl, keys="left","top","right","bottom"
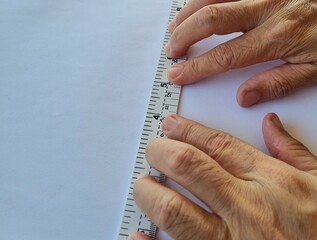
{"left": 165, "top": 0, "right": 317, "bottom": 107}
{"left": 128, "top": 113, "right": 317, "bottom": 240}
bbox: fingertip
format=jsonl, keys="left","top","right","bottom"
{"left": 270, "top": 113, "right": 284, "bottom": 130}
{"left": 128, "top": 232, "right": 151, "bottom": 240}
{"left": 162, "top": 114, "right": 190, "bottom": 140}
{"left": 127, "top": 233, "right": 137, "bottom": 240}
{"left": 264, "top": 112, "right": 284, "bottom": 130}
{"left": 136, "top": 174, "right": 149, "bottom": 181}
{"left": 167, "top": 64, "right": 184, "bottom": 84}
{"left": 236, "top": 90, "right": 248, "bottom": 108}
{"left": 263, "top": 112, "right": 276, "bottom": 123}
{"left": 133, "top": 174, "right": 154, "bottom": 203}
{"left": 168, "top": 18, "right": 177, "bottom": 33}
{"left": 167, "top": 63, "right": 205, "bottom": 85}
{"left": 134, "top": 174, "right": 152, "bottom": 191}
{"left": 164, "top": 42, "right": 180, "bottom": 59}
{"left": 162, "top": 114, "right": 179, "bottom": 136}
{"left": 262, "top": 112, "right": 286, "bottom": 151}
{"left": 165, "top": 42, "right": 171, "bottom": 58}
{"left": 262, "top": 112, "right": 274, "bottom": 131}
{"left": 237, "top": 87, "right": 260, "bottom": 107}
{"left": 262, "top": 113, "right": 282, "bottom": 158}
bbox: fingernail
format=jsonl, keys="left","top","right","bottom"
{"left": 167, "top": 65, "right": 183, "bottom": 81}
{"left": 270, "top": 113, "right": 284, "bottom": 130}
{"left": 162, "top": 115, "right": 178, "bottom": 133}
{"left": 168, "top": 19, "right": 176, "bottom": 32}
{"left": 242, "top": 91, "right": 260, "bottom": 107}
{"left": 165, "top": 42, "right": 171, "bottom": 57}
{"left": 127, "top": 236, "right": 136, "bottom": 240}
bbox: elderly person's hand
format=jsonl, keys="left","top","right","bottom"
{"left": 165, "top": 0, "right": 317, "bottom": 107}
{"left": 128, "top": 113, "right": 317, "bottom": 240}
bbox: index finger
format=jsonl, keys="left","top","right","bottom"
{"left": 167, "top": 28, "right": 274, "bottom": 84}
{"left": 167, "top": 1, "right": 256, "bottom": 59}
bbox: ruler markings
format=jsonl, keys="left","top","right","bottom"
{"left": 118, "top": 1, "right": 186, "bottom": 239}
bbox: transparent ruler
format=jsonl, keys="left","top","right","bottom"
{"left": 118, "top": 0, "right": 186, "bottom": 239}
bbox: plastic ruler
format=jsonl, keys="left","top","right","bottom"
{"left": 118, "top": 0, "right": 186, "bottom": 239}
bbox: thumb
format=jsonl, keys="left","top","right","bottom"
{"left": 237, "top": 63, "right": 317, "bottom": 107}
{"left": 262, "top": 113, "right": 317, "bottom": 175}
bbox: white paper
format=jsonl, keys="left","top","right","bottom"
{"left": 0, "top": 1, "right": 316, "bottom": 240}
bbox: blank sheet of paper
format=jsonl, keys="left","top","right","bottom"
{"left": 0, "top": 1, "right": 316, "bottom": 240}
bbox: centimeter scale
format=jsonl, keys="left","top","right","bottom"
{"left": 118, "top": 0, "right": 186, "bottom": 239}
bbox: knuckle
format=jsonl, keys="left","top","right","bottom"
{"left": 211, "top": 44, "right": 235, "bottom": 71}
{"left": 265, "top": 20, "right": 302, "bottom": 58}
{"left": 272, "top": 136, "right": 311, "bottom": 161}
{"left": 268, "top": 76, "right": 293, "bottom": 98}
{"left": 277, "top": 171, "right": 312, "bottom": 197}
{"left": 181, "top": 122, "right": 199, "bottom": 143}
{"left": 170, "top": 146, "right": 195, "bottom": 176}
{"left": 266, "top": 23, "right": 287, "bottom": 42}
{"left": 188, "top": 58, "right": 201, "bottom": 74}
{"left": 200, "top": 6, "right": 221, "bottom": 25}
{"left": 205, "top": 131, "right": 234, "bottom": 160}
{"left": 155, "top": 193, "right": 184, "bottom": 231}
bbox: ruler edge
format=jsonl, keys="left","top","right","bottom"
{"left": 117, "top": 0, "right": 185, "bottom": 239}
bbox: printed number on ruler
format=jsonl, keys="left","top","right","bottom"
{"left": 118, "top": 0, "right": 187, "bottom": 239}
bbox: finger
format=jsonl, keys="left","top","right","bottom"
{"left": 237, "top": 63, "right": 317, "bottom": 107}
{"left": 262, "top": 112, "right": 317, "bottom": 175}
{"left": 134, "top": 175, "right": 229, "bottom": 240}
{"left": 167, "top": 28, "right": 273, "bottom": 84}
{"left": 128, "top": 232, "right": 151, "bottom": 240}
{"left": 146, "top": 137, "right": 241, "bottom": 213}
{"left": 166, "top": 1, "right": 258, "bottom": 59}
{"left": 162, "top": 114, "right": 265, "bottom": 180}
{"left": 169, "top": 0, "right": 239, "bottom": 32}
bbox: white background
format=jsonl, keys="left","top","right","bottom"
{"left": 1, "top": 1, "right": 316, "bottom": 239}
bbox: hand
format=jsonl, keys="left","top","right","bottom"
{"left": 165, "top": 0, "right": 317, "bottom": 107}
{"left": 128, "top": 113, "right": 317, "bottom": 240}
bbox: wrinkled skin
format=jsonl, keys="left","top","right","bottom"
{"left": 129, "top": 114, "right": 317, "bottom": 240}
{"left": 165, "top": 0, "right": 317, "bottom": 107}
{"left": 128, "top": 0, "right": 317, "bottom": 239}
